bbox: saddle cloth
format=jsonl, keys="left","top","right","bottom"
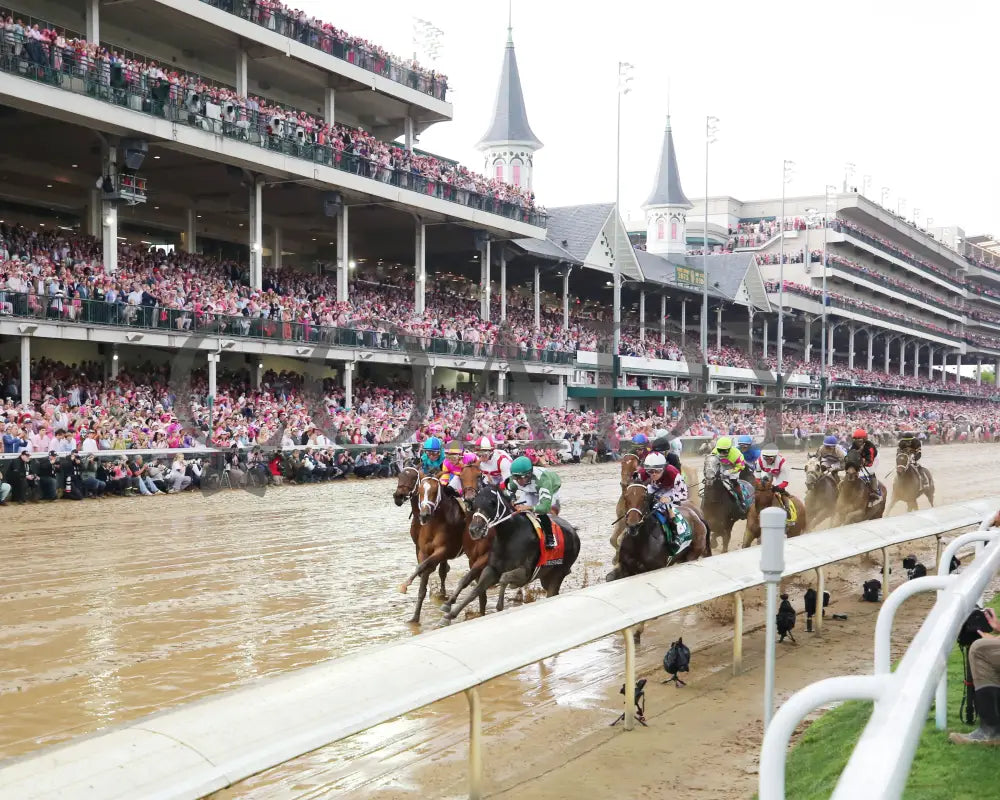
{"left": 778, "top": 497, "right": 798, "bottom": 526}
{"left": 525, "top": 512, "right": 565, "bottom": 567}
{"left": 654, "top": 508, "right": 692, "bottom": 546}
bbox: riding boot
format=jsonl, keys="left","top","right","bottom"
{"left": 950, "top": 687, "right": 1000, "bottom": 745}
{"left": 540, "top": 514, "right": 557, "bottom": 549}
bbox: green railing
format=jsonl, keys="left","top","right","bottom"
{"left": 199, "top": 0, "right": 448, "bottom": 101}
{"left": 0, "top": 290, "right": 573, "bottom": 364}
{"left": 1, "top": 41, "right": 545, "bottom": 227}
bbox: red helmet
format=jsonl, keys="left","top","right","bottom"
{"left": 853, "top": 429, "right": 867, "bottom": 439}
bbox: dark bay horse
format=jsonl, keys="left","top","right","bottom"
{"left": 743, "top": 475, "right": 807, "bottom": 547}
{"left": 441, "top": 462, "right": 492, "bottom": 617}
{"left": 803, "top": 455, "right": 839, "bottom": 530}
{"left": 611, "top": 453, "right": 641, "bottom": 563}
{"left": 700, "top": 453, "right": 743, "bottom": 553}
{"left": 441, "top": 485, "right": 580, "bottom": 624}
{"left": 608, "top": 482, "right": 710, "bottom": 644}
{"left": 392, "top": 465, "right": 448, "bottom": 597}
{"left": 888, "top": 452, "right": 935, "bottom": 513}
{"left": 833, "top": 454, "right": 886, "bottom": 526}
{"left": 398, "top": 476, "right": 467, "bottom": 624}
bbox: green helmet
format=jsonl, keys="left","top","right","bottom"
{"left": 510, "top": 456, "right": 534, "bottom": 476}
{"left": 715, "top": 436, "right": 733, "bottom": 451}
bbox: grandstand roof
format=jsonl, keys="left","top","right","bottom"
{"left": 509, "top": 237, "right": 580, "bottom": 264}
{"left": 644, "top": 117, "right": 692, "bottom": 209}
{"left": 477, "top": 28, "right": 543, "bottom": 150}
{"left": 634, "top": 250, "right": 771, "bottom": 311}
{"left": 537, "top": 204, "right": 643, "bottom": 280}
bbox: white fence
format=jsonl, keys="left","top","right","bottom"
{"left": 0, "top": 498, "right": 996, "bottom": 800}
{"left": 759, "top": 524, "right": 1000, "bottom": 800}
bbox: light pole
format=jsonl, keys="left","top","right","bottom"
{"left": 777, "top": 159, "right": 794, "bottom": 377}
{"left": 842, "top": 161, "right": 855, "bottom": 193}
{"left": 821, "top": 184, "right": 837, "bottom": 395}
{"left": 613, "top": 61, "right": 633, "bottom": 374}
{"left": 862, "top": 175, "right": 872, "bottom": 198}
{"left": 897, "top": 197, "right": 907, "bottom": 218}
{"left": 881, "top": 186, "right": 890, "bottom": 208}
{"left": 913, "top": 207, "right": 921, "bottom": 227}
{"left": 702, "top": 115, "right": 719, "bottom": 358}
{"left": 412, "top": 18, "right": 444, "bottom": 64}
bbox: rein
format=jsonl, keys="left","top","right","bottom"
{"left": 471, "top": 488, "right": 517, "bottom": 531}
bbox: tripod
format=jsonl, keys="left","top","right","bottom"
{"left": 662, "top": 671, "right": 686, "bottom": 688}
{"left": 610, "top": 679, "right": 647, "bottom": 727}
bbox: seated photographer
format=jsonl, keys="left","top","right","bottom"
{"left": 36, "top": 450, "right": 60, "bottom": 500}
{"left": 951, "top": 607, "right": 1000, "bottom": 745}
{"left": 7, "top": 449, "right": 37, "bottom": 503}
{"left": 169, "top": 453, "right": 193, "bottom": 493}
{"left": 80, "top": 455, "right": 106, "bottom": 498}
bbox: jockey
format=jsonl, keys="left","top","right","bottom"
{"left": 757, "top": 446, "right": 791, "bottom": 512}
{"left": 638, "top": 452, "right": 690, "bottom": 558}
{"left": 420, "top": 437, "right": 445, "bottom": 475}
{"left": 737, "top": 434, "right": 760, "bottom": 484}
{"left": 438, "top": 440, "right": 465, "bottom": 495}
{"left": 506, "top": 455, "right": 561, "bottom": 547}
{"left": 474, "top": 436, "right": 513, "bottom": 486}
{"left": 897, "top": 430, "right": 929, "bottom": 490}
{"left": 714, "top": 436, "right": 750, "bottom": 515}
{"left": 816, "top": 434, "right": 846, "bottom": 476}
{"left": 631, "top": 432, "right": 651, "bottom": 463}
{"left": 850, "top": 428, "right": 880, "bottom": 499}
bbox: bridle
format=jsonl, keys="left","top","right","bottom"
{"left": 396, "top": 465, "right": 420, "bottom": 501}
{"left": 619, "top": 482, "right": 650, "bottom": 536}
{"left": 417, "top": 476, "right": 441, "bottom": 517}
{"left": 471, "top": 488, "right": 516, "bottom": 536}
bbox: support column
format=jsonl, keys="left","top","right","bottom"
{"left": 110, "top": 345, "right": 119, "bottom": 380}
{"left": 480, "top": 238, "right": 491, "bottom": 321}
{"left": 414, "top": 220, "right": 426, "bottom": 314}
{"left": 497, "top": 369, "right": 506, "bottom": 400}
{"left": 102, "top": 146, "right": 118, "bottom": 273}
{"left": 940, "top": 351, "right": 947, "bottom": 384}
{"left": 848, "top": 325, "right": 856, "bottom": 369}
{"left": 87, "top": 189, "right": 102, "bottom": 239}
{"left": 336, "top": 205, "right": 349, "bottom": 302}
{"left": 404, "top": 115, "right": 415, "bottom": 152}
{"left": 343, "top": 362, "right": 354, "bottom": 410}
{"left": 252, "top": 361, "right": 262, "bottom": 390}
{"left": 562, "top": 269, "right": 571, "bottom": 330}
{"left": 272, "top": 227, "right": 283, "bottom": 270}
{"left": 762, "top": 319, "right": 768, "bottom": 358}
{"left": 680, "top": 300, "right": 686, "bottom": 348}
{"left": 913, "top": 344, "right": 921, "bottom": 378}
{"left": 236, "top": 47, "right": 248, "bottom": 98}
{"left": 661, "top": 295, "right": 667, "bottom": 345}
{"left": 639, "top": 290, "right": 646, "bottom": 342}
{"left": 898, "top": 339, "right": 906, "bottom": 376}
{"left": 207, "top": 353, "right": 217, "bottom": 400}
{"left": 955, "top": 352, "right": 961, "bottom": 384}
{"left": 184, "top": 208, "right": 197, "bottom": 254}
{"left": 748, "top": 308, "right": 755, "bottom": 359}
{"left": 86, "top": 0, "right": 99, "bottom": 43}
{"left": 928, "top": 348, "right": 935, "bottom": 381}
{"left": 828, "top": 323, "right": 835, "bottom": 367}
{"left": 324, "top": 86, "right": 336, "bottom": 126}
{"left": 424, "top": 366, "right": 434, "bottom": 405}
{"left": 19, "top": 335, "right": 29, "bottom": 407}
{"left": 868, "top": 333, "right": 875, "bottom": 372}
{"left": 500, "top": 249, "right": 507, "bottom": 322}
{"left": 803, "top": 317, "right": 812, "bottom": 363}
{"left": 884, "top": 336, "right": 891, "bottom": 374}
{"left": 534, "top": 266, "right": 540, "bottom": 329}
{"left": 977, "top": 358, "right": 983, "bottom": 386}
{"left": 716, "top": 306, "right": 722, "bottom": 350}
{"left": 248, "top": 177, "right": 263, "bottom": 290}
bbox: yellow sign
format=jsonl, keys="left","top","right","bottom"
{"left": 675, "top": 266, "right": 705, "bottom": 287}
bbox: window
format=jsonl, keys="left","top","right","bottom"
{"left": 494, "top": 163, "right": 504, "bottom": 182}
{"left": 657, "top": 218, "right": 665, "bottom": 240}
{"left": 511, "top": 157, "right": 523, "bottom": 187}
{"left": 671, "top": 221, "right": 678, "bottom": 240}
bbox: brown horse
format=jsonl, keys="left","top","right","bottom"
{"left": 441, "top": 462, "right": 493, "bottom": 617}
{"left": 833, "top": 457, "right": 886, "bottom": 526}
{"left": 611, "top": 454, "right": 641, "bottom": 563}
{"left": 803, "top": 456, "right": 839, "bottom": 530}
{"left": 397, "top": 476, "right": 466, "bottom": 624}
{"left": 743, "top": 475, "right": 808, "bottom": 547}
{"left": 609, "top": 482, "right": 711, "bottom": 644}
{"left": 394, "top": 465, "right": 449, "bottom": 598}
{"left": 888, "top": 451, "right": 935, "bottom": 513}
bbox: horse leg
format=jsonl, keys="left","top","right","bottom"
{"left": 442, "top": 566, "right": 480, "bottom": 614}
{"left": 409, "top": 569, "right": 431, "bottom": 625}
{"left": 437, "top": 560, "right": 450, "bottom": 599}
{"left": 496, "top": 581, "right": 508, "bottom": 612}
{"left": 497, "top": 568, "right": 529, "bottom": 611}
{"left": 444, "top": 564, "right": 499, "bottom": 623}
{"left": 399, "top": 545, "right": 449, "bottom": 594}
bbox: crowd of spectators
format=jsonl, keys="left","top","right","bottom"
{"left": 825, "top": 253, "right": 962, "bottom": 314}
{"left": 727, "top": 216, "right": 827, "bottom": 250}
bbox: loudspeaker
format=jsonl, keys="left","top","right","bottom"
{"left": 473, "top": 230, "right": 488, "bottom": 249}
{"left": 323, "top": 192, "right": 343, "bottom": 217}
{"left": 121, "top": 138, "right": 148, "bottom": 170}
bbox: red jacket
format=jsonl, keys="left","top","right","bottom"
{"left": 638, "top": 464, "right": 679, "bottom": 492}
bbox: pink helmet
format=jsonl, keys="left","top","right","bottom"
{"left": 474, "top": 436, "right": 494, "bottom": 451}
{"left": 461, "top": 451, "right": 479, "bottom": 466}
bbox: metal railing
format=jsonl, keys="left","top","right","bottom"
{"left": 0, "top": 291, "right": 573, "bottom": 364}
{"left": 0, "top": 41, "right": 544, "bottom": 227}
{"left": 825, "top": 257, "right": 964, "bottom": 317}
{"left": 0, "top": 498, "right": 992, "bottom": 800}
{"left": 199, "top": 0, "right": 448, "bottom": 101}
{"left": 759, "top": 523, "right": 1000, "bottom": 800}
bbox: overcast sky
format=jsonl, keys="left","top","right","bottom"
{"left": 298, "top": 0, "right": 999, "bottom": 235}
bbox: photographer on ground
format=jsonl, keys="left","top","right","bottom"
{"left": 951, "top": 607, "right": 1000, "bottom": 745}
{"left": 7, "top": 449, "right": 36, "bottom": 503}
{"left": 169, "top": 453, "right": 193, "bottom": 493}
{"left": 36, "top": 450, "right": 60, "bottom": 500}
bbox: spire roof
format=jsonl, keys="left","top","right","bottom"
{"left": 476, "top": 29, "right": 543, "bottom": 150}
{"left": 644, "top": 117, "right": 691, "bottom": 209}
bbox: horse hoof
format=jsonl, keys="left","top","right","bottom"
{"left": 398, "top": 583, "right": 409, "bottom": 594}
{"left": 440, "top": 602, "right": 452, "bottom": 613}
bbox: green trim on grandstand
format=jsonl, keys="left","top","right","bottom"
{"left": 776, "top": 593, "right": 1000, "bottom": 800}
{"left": 567, "top": 387, "right": 682, "bottom": 399}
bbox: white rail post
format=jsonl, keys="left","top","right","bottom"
{"left": 760, "top": 507, "right": 787, "bottom": 728}
{"left": 881, "top": 547, "right": 890, "bottom": 596}
{"left": 465, "top": 687, "right": 483, "bottom": 800}
{"left": 815, "top": 567, "right": 825, "bottom": 633}
{"left": 873, "top": 576, "right": 951, "bottom": 674}
{"left": 733, "top": 591, "right": 744, "bottom": 676}
{"left": 934, "top": 528, "right": 999, "bottom": 729}
{"left": 623, "top": 627, "right": 636, "bottom": 731}
{"left": 935, "top": 533, "right": 943, "bottom": 572}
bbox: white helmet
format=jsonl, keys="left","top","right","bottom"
{"left": 474, "top": 436, "right": 494, "bottom": 451}
{"left": 655, "top": 428, "right": 670, "bottom": 440}
{"left": 643, "top": 452, "right": 667, "bottom": 470}
{"left": 761, "top": 446, "right": 779, "bottom": 459}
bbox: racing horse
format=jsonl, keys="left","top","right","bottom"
{"left": 392, "top": 464, "right": 450, "bottom": 599}
{"left": 887, "top": 451, "right": 935, "bottom": 513}
{"left": 608, "top": 482, "right": 710, "bottom": 644}
{"left": 743, "top": 474, "right": 807, "bottom": 547}
{"left": 610, "top": 453, "right": 642, "bottom": 564}
{"left": 441, "top": 462, "right": 493, "bottom": 617}
{"left": 700, "top": 452, "right": 744, "bottom": 553}
{"left": 397, "top": 475, "right": 467, "bottom": 624}
{"left": 441, "top": 484, "right": 580, "bottom": 624}
{"left": 803, "top": 455, "right": 839, "bottom": 530}
{"left": 832, "top": 451, "right": 886, "bottom": 526}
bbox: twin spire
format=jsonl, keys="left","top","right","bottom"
{"left": 477, "top": 15, "right": 542, "bottom": 150}
{"left": 644, "top": 116, "right": 691, "bottom": 210}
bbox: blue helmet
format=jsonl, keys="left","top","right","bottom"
{"left": 736, "top": 435, "right": 753, "bottom": 447}
{"left": 422, "top": 436, "right": 442, "bottom": 452}
{"left": 632, "top": 433, "right": 648, "bottom": 445}
{"left": 823, "top": 435, "right": 839, "bottom": 446}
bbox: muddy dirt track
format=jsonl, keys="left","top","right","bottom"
{"left": 0, "top": 444, "right": 996, "bottom": 799}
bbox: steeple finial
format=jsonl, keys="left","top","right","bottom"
{"left": 507, "top": 0, "right": 513, "bottom": 44}
{"left": 476, "top": 16, "right": 542, "bottom": 150}
{"left": 667, "top": 76, "right": 671, "bottom": 118}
